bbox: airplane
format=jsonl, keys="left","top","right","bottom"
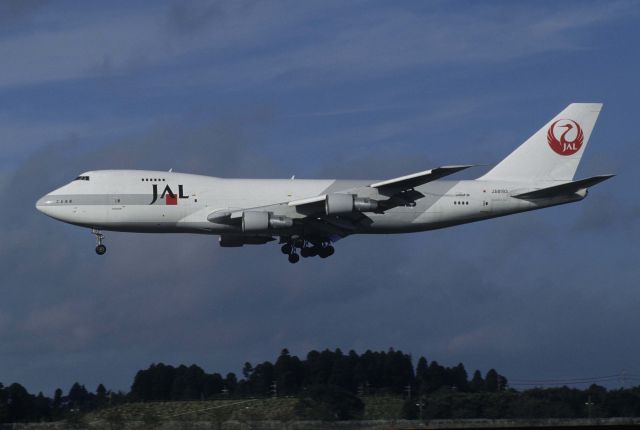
{"left": 36, "top": 103, "right": 613, "bottom": 263}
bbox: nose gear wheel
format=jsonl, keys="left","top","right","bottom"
{"left": 92, "top": 229, "right": 107, "bottom": 255}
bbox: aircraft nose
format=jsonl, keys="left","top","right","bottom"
{"left": 35, "top": 194, "right": 56, "bottom": 216}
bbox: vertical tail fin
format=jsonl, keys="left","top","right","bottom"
{"left": 479, "top": 103, "right": 603, "bottom": 182}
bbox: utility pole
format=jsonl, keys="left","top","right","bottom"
{"left": 416, "top": 397, "right": 425, "bottom": 420}
{"left": 585, "top": 395, "right": 594, "bottom": 419}
{"left": 405, "top": 384, "right": 412, "bottom": 399}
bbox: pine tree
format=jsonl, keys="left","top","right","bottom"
{"left": 470, "top": 370, "right": 485, "bottom": 392}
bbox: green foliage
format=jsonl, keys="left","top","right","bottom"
{"left": 141, "top": 411, "right": 161, "bottom": 429}
{"left": 362, "top": 396, "right": 405, "bottom": 419}
{"left": 104, "top": 409, "right": 124, "bottom": 430}
{"left": 3, "top": 347, "right": 640, "bottom": 423}
{"left": 402, "top": 398, "right": 419, "bottom": 419}
{"left": 294, "top": 385, "right": 364, "bottom": 421}
{"left": 470, "top": 370, "right": 485, "bottom": 392}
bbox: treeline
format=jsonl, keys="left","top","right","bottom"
{"left": 0, "top": 382, "right": 126, "bottom": 423}
{"left": 130, "top": 348, "right": 505, "bottom": 400}
{"left": 2, "top": 348, "right": 640, "bottom": 422}
{"left": 402, "top": 385, "right": 640, "bottom": 420}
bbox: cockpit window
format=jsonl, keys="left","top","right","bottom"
{"left": 74, "top": 176, "right": 90, "bottom": 181}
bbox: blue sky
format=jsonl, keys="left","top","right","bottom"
{"left": 1, "top": 0, "right": 639, "bottom": 395}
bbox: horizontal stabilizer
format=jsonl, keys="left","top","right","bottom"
{"left": 513, "top": 174, "right": 614, "bottom": 199}
{"left": 370, "top": 165, "right": 473, "bottom": 190}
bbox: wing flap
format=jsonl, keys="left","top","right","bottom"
{"left": 287, "top": 195, "right": 326, "bottom": 207}
{"left": 370, "top": 165, "right": 473, "bottom": 190}
{"left": 513, "top": 174, "right": 614, "bottom": 199}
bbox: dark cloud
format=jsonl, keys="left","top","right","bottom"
{"left": 0, "top": 0, "right": 47, "bottom": 28}
{"left": 165, "top": 1, "right": 226, "bottom": 36}
{"left": 573, "top": 192, "right": 639, "bottom": 232}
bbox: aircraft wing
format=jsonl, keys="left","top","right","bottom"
{"left": 513, "top": 174, "right": 614, "bottom": 199}
{"left": 206, "top": 202, "right": 356, "bottom": 242}
{"left": 287, "top": 194, "right": 326, "bottom": 209}
{"left": 369, "top": 165, "right": 473, "bottom": 192}
{"left": 207, "top": 165, "right": 474, "bottom": 242}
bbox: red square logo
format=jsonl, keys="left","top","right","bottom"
{"left": 165, "top": 194, "right": 177, "bottom": 205}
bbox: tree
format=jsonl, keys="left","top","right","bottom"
{"left": 485, "top": 369, "right": 499, "bottom": 392}
{"left": 470, "top": 370, "right": 485, "bottom": 392}
{"left": 95, "top": 384, "right": 108, "bottom": 408}
{"left": 275, "top": 348, "right": 304, "bottom": 395}
{"left": 0, "top": 383, "right": 7, "bottom": 423}
{"left": 5, "top": 383, "right": 35, "bottom": 422}
{"left": 402, "top": 397, "right": 419, "bottom": 419}
{"left": 242, "top": 362, "right": 253, "bottom": 379}
{"left": 67, "top": 383, "right": 90, "bottom": 410}
{"left": 294, "top": 385, "right": 364, "bottom": 420}
{"left": 52, "top": 388, "right": 63, "bottom": 412}
{"left": 416, "top": 357, "right": 428, "bottom": 387}
{"left": 426, "top": 361, "right": 447, "bottom": 392}
{"left": 96, "top": 384, "right": 107, "bottom": 400}
{"left": 34, "top": 392, "right": 51, "bottom": 421}
{"left": 451, "top": 363, "right": 469, "bottom": 392}
{"left": 170, "top": 364, "right": 206, "bottom": 400}
{"left": 249, "top": 361, "right": 275, "bottom": 396}
{"left": 225, "top": 373, "right": 238, "bottom": 395}
{"left": 202, "top": 373, "right": 224, "bottom": 399}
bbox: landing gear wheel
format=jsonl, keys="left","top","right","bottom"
{"left": 288, "top": 253, "right": 300, "bottom": 264}
{"left": 319, "top": 245, "right": 335, "bottom": 258}
{"left": 300, "top": 247, "right": 311, "bottom": 258}
{"left": 281, "top": 244, "right": 292, "bottom": 255}
{"left": 92, "top": 228, "right": 106, "bottom": 255}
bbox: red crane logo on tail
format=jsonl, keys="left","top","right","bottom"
{"left": 547, "top": 119, "right": 584, "bottom": 156}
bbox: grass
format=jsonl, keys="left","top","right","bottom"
{"left": 82, "top": 395, "right": 407, "bottom": 422}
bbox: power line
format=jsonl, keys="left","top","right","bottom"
{"left": 510, "top": 374, "right": 620, "bottom": 383}
{"left": 509, "top": 371, "right": 640, "bottom": 387}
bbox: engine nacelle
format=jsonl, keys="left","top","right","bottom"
{"left": 269, "top": 215, "right": 294, "bottom": 229}
{"left": 242, "top": 211, "right": 293, "bottom": 232}
{"left": 325, "top": 194, "right": 378, "bottom": 215}
{"left": 354, "top": 197, "right": 379, "bottom": 212}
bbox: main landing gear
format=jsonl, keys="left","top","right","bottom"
{"left": 280, "top": 239, "right": 335, "bottom": 264}
{"left": 92, "top": 229, "right": 106, "bottom": 255}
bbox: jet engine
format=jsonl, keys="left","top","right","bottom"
{"left": 324, "top": 194, "right": 378, "bottom": 215}
{"left": 242, "top": 211, "right": 293, "bottom": 232}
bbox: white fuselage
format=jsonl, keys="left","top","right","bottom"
{"left": 36, "top": 169, "right": 581, "bottom": 236}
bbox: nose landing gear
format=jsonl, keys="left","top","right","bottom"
{"left": 92, "top": 229, "right": 106, "bottom": 255}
